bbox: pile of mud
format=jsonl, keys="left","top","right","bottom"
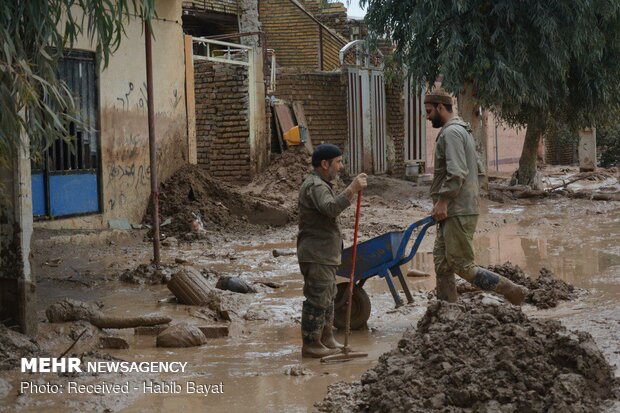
{"left": 488, "top": 262, "right": 577, "bottom": 309}
{"left": 145, "top": 165, "right": 290, "bottom": 238}
{"left": 0, "top": 325, "right": 43, "bottom": 370}
{"left": 118, "top": 263, "right": 176, "bottom": 284}
{"left": 242, "top": 146, "right": 313, "bottom": 210}
{"left": 242, "top": 146, "right": 348, "bottom": 212}
{"left": 318, "top": 296, "right": 619, "bottom": 412}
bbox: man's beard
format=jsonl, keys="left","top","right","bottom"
{"left": 431, "top": 116, "right": 443, "bottom": 128}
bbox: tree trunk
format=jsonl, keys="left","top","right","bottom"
{"left": 515, "top": 116, "right": 545, "bottom": 189}
{"left": 458, "top": 82, "right": 488, "bottom": 189}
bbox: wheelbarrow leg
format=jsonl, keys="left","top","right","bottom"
{"left": 382, "top": 269, "right": 404, "bottom": 307}
{"left": 391, "top": 266, "right": 414, "bottom": 304}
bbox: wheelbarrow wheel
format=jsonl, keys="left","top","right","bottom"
{"left": 333, "top": 282, "right": 371, "bottom": 330}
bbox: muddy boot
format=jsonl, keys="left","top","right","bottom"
{"left": 301, "top": 302, "right": 338, "bottom": 358}
{"left": 472, "top": 267, "right": 529, "bottom": 305}
{"left": 321, "top": 305, "right": 343, "bottom": 349}
{"left": 436, "top": 273, "right": 458, "bottom": 303}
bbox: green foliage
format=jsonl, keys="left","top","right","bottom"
{"left": 0, "top": 1, "right": 155, "bottom": 164}
{"left": 597, "top": 127, "right": 620, "bottom": 167}
{"left": 360, "top": 0, "right": 620, "bottom": 131}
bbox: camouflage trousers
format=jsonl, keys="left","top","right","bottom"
{"left": 299, "top": 263, "right": 338, "bottom": 345}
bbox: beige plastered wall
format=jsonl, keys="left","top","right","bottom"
{"left": 424, "top": 111, "right": 526, "bottom": 174}
{"left": 36, "top": 0, "right": 188, "bottom": 229}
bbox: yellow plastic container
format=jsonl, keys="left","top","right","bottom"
{"left": 283, "top": 126, "right": 301, "bottom": 146}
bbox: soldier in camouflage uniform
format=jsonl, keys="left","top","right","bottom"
{"left": 297, "top": 144, "right": 367, "bottom": 358}
{"left": 425, "top": 89, "right": 528, "bottom": 305}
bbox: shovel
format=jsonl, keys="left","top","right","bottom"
{"left": 321, "top": 191, "right": 368, "bottom": 363}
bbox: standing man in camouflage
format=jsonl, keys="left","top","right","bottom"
{"left": 425, "top": 89, "right": 528, "bottom": 304}
{"left": 297, "top": 144, "right": 368, "bottom": 358}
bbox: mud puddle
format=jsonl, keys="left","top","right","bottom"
{"left": 2, "top": 197, "right": 619, "bottom": 412}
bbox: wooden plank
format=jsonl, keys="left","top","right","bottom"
{"left": 292, "top": 101, "right": 313, "bottom": 153}
{"left": 274, "top": 104, "right": 296, "bottom": 133}
{"left": 272, "top": 106, "right": 285, "bottom": 153}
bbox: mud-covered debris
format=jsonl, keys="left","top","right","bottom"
{"left": 0, "top": 324, "right": 43, "bottom": 371}
{"left": 46, "top": 298, "right": 171, "bottom": 329}
{"left": 317, "top": 296, "right": 619, "bottom": 412}
{"left": 145, "top": 165, "right": 291, "bottom": 238}
{"left": 119, "top": 263, "right": 176, "bottom": 285}
{"left": 197, "top": 325, "right": 229, "bottom": 338}
{"left": 487, "top": 262, "right": 578, "bottom": 309}
{"left": 216, "top": 276, "right": 257, "bottom": 294}
{"left": 272, "top": 248, "right": 296, "bottom": 257}
{"left": 284, "top": 364, "right": 313, "bottom": 377}
{"left": 256, "top": 280, "right": 283, "bottom": 289}
{"left": 0, "top": 378, "right": 11, "bottom": 398}
{"left": 156, "top": 323, "right": 207, "bottom": 348}
{"left": 167, "top": 268, "right": 217, "bottom": 306}
{"left": 99, "top": 336, "right": 129, "bottom": 349}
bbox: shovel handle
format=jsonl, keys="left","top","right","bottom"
{"left": 344, "top": 191, "right": 362, "bottom": 347}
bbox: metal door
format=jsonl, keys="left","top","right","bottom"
{"left": 347, "top": 68, "right": 367, "bottom": 174}
{"left": 371, "top": 70, "right": 387, "bottom": 173}
{"left": 347, "top": 68, "right": 387, "bottom": 174}
{"left": 404, "top": 77, "right": 426, "bottom": 163}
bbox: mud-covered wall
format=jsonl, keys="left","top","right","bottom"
{"left": 37, "top": 0, "right": 188, "bottom": 228}
{"left": 275, "top": 71, "right": 348, "bottom": 152}
{"left": 195, "top": 61, "right": 252, "bottom": 183}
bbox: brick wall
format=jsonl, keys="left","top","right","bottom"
{"left": 259, "top": 0, "right": 344, "bottom": 70}
{"left": 183, "top": 0, "right": 238, "bottom": 14}
{"left": 316, "top": 3, "right": 349, "bottom": 39}
{"left": 275, "top": 71, "right": 348, "bottom": 151}
{"left": 194, "top": 61, "right": 252, "bottom": 182}
{"left": 386, "top": 81, "right": 405, "bottom": 177}
{"left": 260, "top": 0, "right": 320, "bottom": 68}
{"left": 545, "top": 135, "right": 578, "bottom": 165}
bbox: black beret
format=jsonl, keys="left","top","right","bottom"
{"left": 312, "top": 144, "right": 342, "bottom": 167}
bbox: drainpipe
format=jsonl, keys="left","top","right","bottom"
{"left": 145, "top": 21, "right": 161, "bottom": 266}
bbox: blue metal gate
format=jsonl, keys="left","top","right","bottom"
{"left": 32, "top": 51, "right": 101, "bottom": 218}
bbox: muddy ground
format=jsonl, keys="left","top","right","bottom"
{"left": 1, "top": 165, "right": 619, "bottom": 412}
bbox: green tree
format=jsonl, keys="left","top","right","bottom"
{"left": 0, "top": 1, "right": 155, "bottom": 164}
{"left": 361, "top": 0, "right": 620, "bottom": 186}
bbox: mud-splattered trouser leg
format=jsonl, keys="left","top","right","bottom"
{"left": 299, "top": 263, "right": 338, "bottom": 345}
{"left": 433, "top": 215, "right": 479, "bottom": 302}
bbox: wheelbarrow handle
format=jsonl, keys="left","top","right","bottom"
{"left": 394, "top": 216, "right": 436, "bottom": 265}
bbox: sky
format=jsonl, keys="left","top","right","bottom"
{"left": 345, "top": 1, "right": 367, "bottom": 19}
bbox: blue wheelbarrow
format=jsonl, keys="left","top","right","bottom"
{"left": 333, "top": 216, "right": 436, "bottom": 329}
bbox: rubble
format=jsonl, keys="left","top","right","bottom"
{"left": 216, "top": 276, "right": 257, "bottom": 294}
{"left": 156, "top": 323, "right": 207, "bottom": 348}
{"left": 46, "top": 299, "right": 171, "bottom": 329}
{"left": 0, "top": 325, "right": 44, "bottom": 371}
{"left": 118, "top": 263, "right": 176, "bottom": 284}
{"left": 318, "top": 296, "right": 619, "bottom": 412}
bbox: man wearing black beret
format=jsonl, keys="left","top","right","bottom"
{"left": 296, "top": 144, "right": 368, "bottom": 358}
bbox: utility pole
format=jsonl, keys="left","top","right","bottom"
{"left": 145, "top": 20, "right": 160, "bottom": 266}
